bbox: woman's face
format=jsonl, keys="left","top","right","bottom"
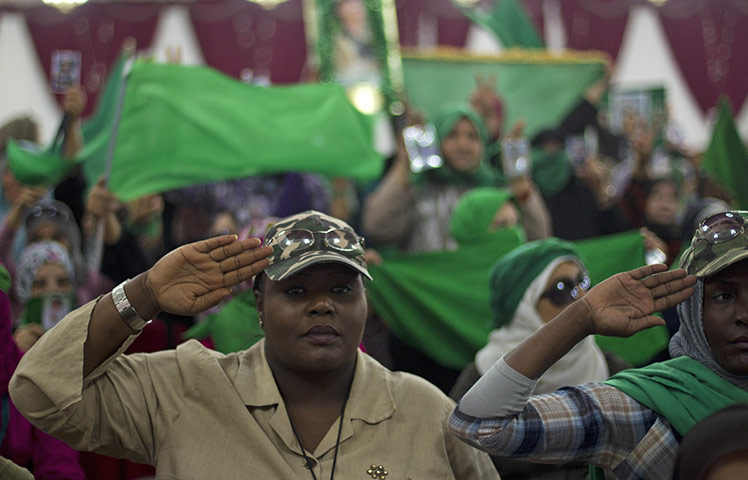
{"left": 490, "top": 202, "right": 519, "bottom": 230}
{"left": 31, "top": 262, "right": 73, "bottom": 298}
{"left": 703, "top": 260, "right": 748, "bottom": 376}
{"left": 256, "top": 263, "right": 367, "bottom": 375}
{"left": 441, "top": 117, "right": 483, "bottom": 173}
{"left": 535, "top": 261, "right": 587, "bottom": 324}
{"left": 645, "top": 181, "right": 679, "bottom": 226}
{"left": 32, "top": 224, "right": 70, "bottom": 251}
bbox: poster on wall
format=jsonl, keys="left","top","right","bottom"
{"left": 303, "top": 0, "right": 403, "bottom": 115}
{"left": 602, "top": 86, "right": 667, "bottom": 141}
{"left": 51, "top": 50, "right": 82, "bottom": 94}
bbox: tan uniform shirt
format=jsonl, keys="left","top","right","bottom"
{"left": 10, "top": 300, "right": 499, "bottom": 479}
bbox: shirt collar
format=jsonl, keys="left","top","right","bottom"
{"left": 234, "top": 341, "right": 396, "bottom": 424}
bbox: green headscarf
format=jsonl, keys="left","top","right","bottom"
{"left": 418, "top": 102, "right": 502, "bottom": 187}
{"left": 489, "top": 237, "right": 583, "bottom": 328}
{"left": 531, "top": 148, "right": 573, "bottom": 198}
{"left": 449, "top": 187, "right": 520, "bottom": 245}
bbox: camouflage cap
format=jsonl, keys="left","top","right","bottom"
{"left": 679, "top": 211, "right": 748, "bottom": 277}
{"left": 262, "top": 210, "right": 371, "bottom": 281}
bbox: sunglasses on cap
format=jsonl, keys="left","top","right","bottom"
{"left": 696, "top": 211, "right": 748, "bottom": 244}
{"left": 273, "top": 228, "right": 364, "bottom": 254}
{"left": 29, "top": 204, "right": 70, "bottom": 223}
{"left": 540, "top": 272, "right": 591, "bottom": 307}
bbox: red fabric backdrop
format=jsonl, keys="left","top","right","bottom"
{"left": 188, "top": 0, "right": 307, "bottom": 84}
{"left": 658, "top": 0, "right": 748, "bottom": 114}
{"left": 7, "top": 0, "right": 748, "bottom": 122}
{"left": 23, "top": 2, "right": 160, "bottom": 117}
{"left": 560, "top": 0, "right": 630, "bottom": 62}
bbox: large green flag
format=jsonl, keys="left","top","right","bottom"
{"left": 367, "top": 230, "right": 666, "bottom": 370}
{"left": 401, "top": 50, "right": 606, "bottom": 139}
{"left": 9, "top": 61, "right": 383, "bottom": 201}
{"left": 701, "top": 97, "right": 748, "bottom": 209}
{"left": 458, "top": 0, "right": 544, "bottom": 49}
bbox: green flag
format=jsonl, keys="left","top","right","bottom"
{"left": 459, "top": 0, "right": 544, "bottom": 49}
{"left": 366, "top": 230, "right": 664, "bottom": 370}
{"left": 701, "top": 97, "right": 748, "bottom": 209}
{"left": 9, "top": 61, "right": 383, "bottom": 201}
{"left": 183, "top": 289, "right": 264, "bottom": 354}
{"left": 367, "top": 227, "right": 525, "bottom": 370}
{"left": 401, "top": 51, "right": 606, "bottom": 138}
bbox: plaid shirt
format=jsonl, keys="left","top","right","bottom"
{"left": 450, "top": 383, "right": 679, "bottom": 480}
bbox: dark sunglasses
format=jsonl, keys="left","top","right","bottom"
{"left": 540, "top": 272, "right": 591, "bottom": 307}
{"left": 696, "top": 211, "right": 748, "bottom": 244}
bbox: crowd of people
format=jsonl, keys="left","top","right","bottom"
{"left": 0, "top": 45, "right": 746, "bottom": 480}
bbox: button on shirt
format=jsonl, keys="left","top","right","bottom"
{"left": 10, "top": 300, "right": 498, "bottom": 479}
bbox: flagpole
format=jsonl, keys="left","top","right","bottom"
{"left": 85, "top": 40, "right": 136, "bottom": 274}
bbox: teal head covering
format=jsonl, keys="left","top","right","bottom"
{"left": 489, "top": 238, "right": 584, "bottom": 328}
{"left": 420, "top": 102, "right": 500, "bottom": 187}
{"left": 449, "top": 187, "right": 520, "bottom": 245}
{"left": 531, "top": 148, "right": 573, "bottom": 198}
{"left": 434, "top": 102, "right": 488, "bottom": 147}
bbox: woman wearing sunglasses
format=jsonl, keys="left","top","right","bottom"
{"left": 450, "top": 211, "right": 748, "bottom": 479}
{"left": 474, "top": 238, "right": 608, "bottom": 397}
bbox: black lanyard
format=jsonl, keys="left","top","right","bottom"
{"left": 287, "top": 375, "right": 353, "bottom": 480}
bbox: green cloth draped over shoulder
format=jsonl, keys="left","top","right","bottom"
{"left": 415, "top": 102, "right": 504, "bottom": 188}
{"left": 590, "top": 356, "right": 748, "bottom": 480}
{"left": 605, "top": 356, "right": 748, "bottom": 436}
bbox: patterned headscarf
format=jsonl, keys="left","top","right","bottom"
{"left": 23, "top": 198, "right": 87, "bottom": 282}
{"left": 15, "top": 241, "right": 75, "bottom": 303}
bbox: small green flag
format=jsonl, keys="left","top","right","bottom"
{"left": 701, "top": 97, "right": 748, "bottom": 209}
{"left": 458, "top": 0, "right": 544, "bottom": 49}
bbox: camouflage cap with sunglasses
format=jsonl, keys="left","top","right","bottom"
{"left": 261, "top": 210, "right": 371, "bottom": 281}
{"left": 679, "top": 211, "right": 748, "bottom": 277}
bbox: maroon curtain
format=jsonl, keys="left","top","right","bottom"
{"left": 560, "top": 0, "right": 631, "bottom": 62}
{"left": 189, "top": 0, "right": 306, "bottom": 84}
{"left": 395, "top": 0, "right": 422, "bottom": 48}
{"left": 431, "top": 0, "right": 471, "bottom": 48}
{"left": 23, "top": 3, "right": 159, "bottom": 118}
{"left": 522, "top": 0, "right": 546, "bottom": 40}
{"left": 658, "top": 0, "right": 748, "bottom": 114}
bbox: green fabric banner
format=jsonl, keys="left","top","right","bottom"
{"left": 458, "top": 0, "right": 544, "bottom": 49}
{"left": 9, "top": 61, "right": 383, "bottom": 201}
{"left": 401, "top": 50, "right": 606, "bottom": 139}
{"left": 701, "top": 97, "right": 748, "bottom": 210}
{"left": 183, "top": 289, "right": 264, "bottom": 354}
{"left": 367, "top": 230, "right": 664, "bottom": 370}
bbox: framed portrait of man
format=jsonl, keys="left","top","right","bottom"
{"left": 303, "top": 0, "right": 403, "bottom": 114}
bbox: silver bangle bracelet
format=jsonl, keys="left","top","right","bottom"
{"left": 111, "top": 280, "right": 152, "bottom": 331}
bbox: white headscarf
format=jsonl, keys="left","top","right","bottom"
{"left": 475, "top": 257, "right": 609, "bottom": 394}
